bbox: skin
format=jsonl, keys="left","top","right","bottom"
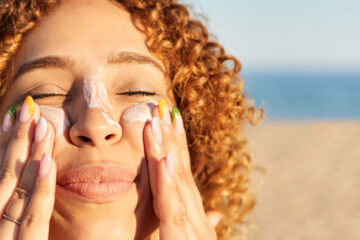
{"left": 0, "top": 0, "right": 220, "bottom": 239}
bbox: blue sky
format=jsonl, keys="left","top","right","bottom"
{"left": 182, "top": 0, "right": 360, "bottom": 73}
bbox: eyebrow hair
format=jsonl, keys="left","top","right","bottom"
{"left": 12, "top": 51, "right": 166, "bottom": 82}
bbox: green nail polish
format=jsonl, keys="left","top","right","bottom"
{"left": 171, "top": 107, "right": 180, "bottom": 125}
{"left": 7, "top": 104, "right": 16, "bottom": 123}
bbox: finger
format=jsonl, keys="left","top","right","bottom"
{"left": 158, "top": 102, "right": 215, "bottom": 236}
{"left": 158, "top": 102, "right": 190, "bottom": 178}
{"left": 143, "top": 116, "right": 166, "bottom": 217}
{"left": 19, "top": 153, "right": 56, "bottom": 240}
{"left": 167, "top": 150, "right": 211, "bottom": 238}
{"left": 0, "top": 96, "right": 38, "bottom": 215}
{"left": 158, "top": 99, "right": 172, "bottom": 126}
{"left": 157, "top": 102, "right": 204, "bottom": 219}
{"left": 206, "top": 211, "right": 223, "bottom": 228}
{"left": 0, "top": 117, "right": 55, "bottom": 237}
{"left": 157, "top": 156, "right": 188, "bottom": 240}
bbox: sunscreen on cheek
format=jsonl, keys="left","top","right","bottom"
{"left": 39, "top": 105, "right": 70, "bottom": 138}
{"left": 121, "top": 100, "right": 158, "bottom": 126}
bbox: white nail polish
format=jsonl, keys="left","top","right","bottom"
{"left": 38, "top": 152, "right": 51, "bottom": 179}
{"left": 174, "top": 114, "right": 184, "bottom": 134}
{"left": 2, "top": 112, "right": 12, "bottom": 133}
{"left": 151, "top": 117, "right": 162, "bottom": 144}
{"left": 35, "top": 117, "right": 47, "bottom": 142}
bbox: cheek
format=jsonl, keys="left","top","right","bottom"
{"left": 121, "top": 121, "right": 146, "bottom": 154}
{"left": 39, "top": 105, "right": 70, "bottom": 138}
{"left": 119, "top": 100, "right": 157, "bottom": 153}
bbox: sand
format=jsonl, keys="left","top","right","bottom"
{"left": 243, "top": 121, "right": 360, "bottom": 240}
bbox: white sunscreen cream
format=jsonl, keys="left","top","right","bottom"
{"left": 83, "top": 66, "right": 113, "bottom": 111}
{"left": 82, "top": 66, "right": 122, "bottom": 132}
{"left": 39, "top": 105, "right": 70, "bottom": 138}
{"left": 121, "top": 100, "right": 158, "bottom": 126}
{"left": 102, "top": 112, "right": 122, "bottom": 131}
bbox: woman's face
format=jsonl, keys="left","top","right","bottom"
{"left": 0, "top": 0, "right": 174, "bottom": 239}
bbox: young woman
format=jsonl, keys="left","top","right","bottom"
{"left": 0, "top": 0, "right": 262, "bottom": 239}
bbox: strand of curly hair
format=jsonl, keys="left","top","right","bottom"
{"left": 0, "top": 0, "right": 263, "bottom": 239}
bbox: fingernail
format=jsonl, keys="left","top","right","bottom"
{"left": 208, "top": 212, "right": 223, "bottom": 227}
{"left": 20, "top": 96, "right": 35, "bottom": 122}
{"left": 35, "top": 117, "right": 47, "bottom": 142}
{"left": 165, "top": 152, "right": 174, "bottom": 177}
{"left": 2, "top": 105, "right": 16, "bottom": 133}
{"left": 171, "top": 107, "right": 184, "bottom": 134}
{"left": 213, "top": 214, "right": 223, "bottom": 226}
{"left": 38, "top": 152, "right": 51, "bottom": 179}
{"left": 158, "top": 99, "right": 171, "bottom": 125}
{"left": 151, "top": 117, "right": 162, "bottom": 144}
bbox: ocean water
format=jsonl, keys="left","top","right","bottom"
{"left": 242, "top": 71, "right": 360, "bottom": 120}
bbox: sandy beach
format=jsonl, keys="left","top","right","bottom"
{"left": 243, "top": 121, "right": 360, "bottom": 240}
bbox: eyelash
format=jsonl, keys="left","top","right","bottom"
{"left": 31, "top": 93, "right": 66, "bottom": 99}
{"left": 31, "top": 90, "right": 155, "bottom": 100}
{"left": 118, "top": 90, "right": 156, "bottom": 96}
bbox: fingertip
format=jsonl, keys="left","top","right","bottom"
{"left": 152, "top": 105, "right": 160, "bottom": 119}
{"left": 31, "top": 102, "right": 41, "bottom": 122}
{"left": 37, "top": 152, "right": 52, "bottom": 179}
{"left": 143, "top": 117, "right": 163, "bottom": 155}
{"left": 36, "top": 153, "right": 56, "bottom": 190}
{"left": 143, "top": 120, "right": 155, "bottom": 151}
{"left": 151, "top": 117, "right": 162, "bottom": 144}
{"left": 206, "top": 211, "right": 223, "bottom": 227}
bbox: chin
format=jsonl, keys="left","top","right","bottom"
{"left": 49, "top": 170, "right": 158, "bottom": 240}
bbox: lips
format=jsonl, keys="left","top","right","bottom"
{"left": 57, "top": 164, "right": 136, "bottom": 202}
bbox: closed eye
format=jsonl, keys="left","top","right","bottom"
{"left": 31, "top": 91, "right": 155, "bottom": 100}
{"left": 24, "top": 90, "right": 155, "bottom": 104}
{"left": 118, "top": 90, "right": 155, "bottom": 96}
{"left": 31, "top": 93, "right": 68, "bottom": 99}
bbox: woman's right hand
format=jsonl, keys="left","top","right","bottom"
{"left": 0, "top": 96, "right": 57, "bottom": 239}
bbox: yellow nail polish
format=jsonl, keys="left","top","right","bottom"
{"left": 24, "top": 96, "right": 35, "bottom": 117}
{"left": 158, "top": 99, "right": 167, "bottom": 120}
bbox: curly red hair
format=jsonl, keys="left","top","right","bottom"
{"left": 0, "top": 0, "right": 263, "bottom": 238}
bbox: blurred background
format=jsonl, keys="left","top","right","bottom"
{"left": 182, "top": 0, "right": 360, "bottom": 239}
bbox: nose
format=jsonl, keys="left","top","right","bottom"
{"left": 69, "top": 108, "right": 122, "bottom": 147}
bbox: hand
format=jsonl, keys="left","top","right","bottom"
{"left": 143, "top": 99, "right": 221, "bottom": 240}
{"left": 0, "top": 96, "right": 56, "bottom": 239}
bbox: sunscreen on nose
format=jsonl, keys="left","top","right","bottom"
{"left": 82, "top": 65, "right": 123, "bottom": 131}
{"left": 102, "top": 111, "right": 122, "bottom": 132}
{"left": 83, "top": 66, "right": 113, "bottom": 112}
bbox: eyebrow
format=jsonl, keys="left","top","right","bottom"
{"left": 12, "top": 51, "right": 166, "bottom": 82}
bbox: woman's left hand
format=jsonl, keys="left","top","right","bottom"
{"left": 143, "top": 100, "right": 221, "bottom": 240}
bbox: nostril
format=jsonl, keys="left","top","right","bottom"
{"left": 78, "top": 136, "right": 92, "bottom": 143}
{"left": 105, "top": 134, "right": 116, "bottom": 141}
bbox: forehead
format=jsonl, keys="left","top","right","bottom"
{"left": 11, "top": 0, "right": 165, "bottom": 75}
